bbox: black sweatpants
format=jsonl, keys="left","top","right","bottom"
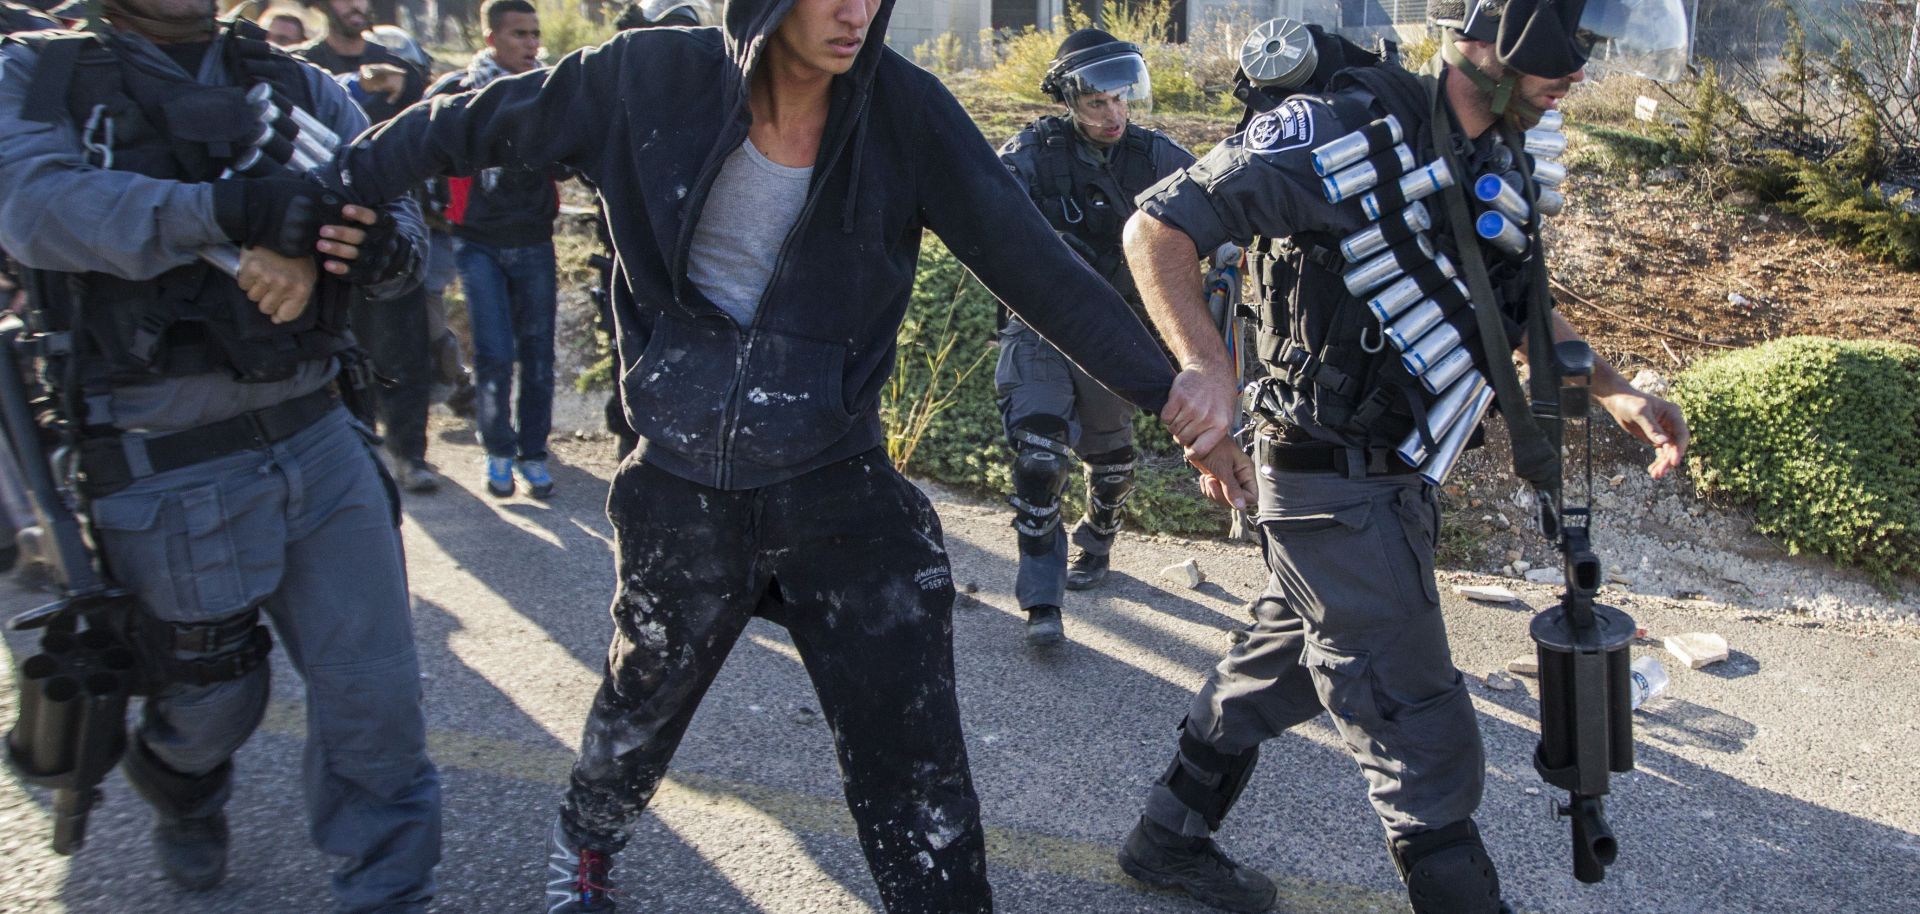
{"left": 349, "top": 285, "right": 433, "bottom": 466}
{"left": 561, "top": 449, "right": 993, "bottom": 913}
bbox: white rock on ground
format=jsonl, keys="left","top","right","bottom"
{"left": 1456, "top": 584, "right": 1521, "bottom": 604}
{"left": 1162, "top": 558, "right": 1205, "bottom": 589}
{"left": 1485, "top": 672, "right": 1521, "bottom": 691}
{"left": 1525, "top": 567, "right": 1565, "bottom": 585}
{"left": 1664, "top": 632, "right": 1730, "bottom": 669}
{"left": 1507, "top": 654, "right": 1540, "bottom": 677}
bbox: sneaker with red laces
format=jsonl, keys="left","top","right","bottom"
{"left": 545, "top": 820, "right": 616, "bottom": 913}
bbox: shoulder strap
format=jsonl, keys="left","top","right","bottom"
{"left": 1423, "top": 68, "right": 1562, "bottom": 499}
{"left": 21, "top": 31, "right": 97, "bottom": 123}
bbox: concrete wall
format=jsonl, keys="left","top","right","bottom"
{"left": 885, "top": 0, "right": 992, "bottom": 57}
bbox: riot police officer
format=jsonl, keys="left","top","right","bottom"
{"left": 0, "top": 1, "right": 439, "bottom": 908}
{"left": 995, "top": 29, "right": 1194, "bottom": 646}
{"left": 1113, "top": 2, "right": 1690, "bottom": 911}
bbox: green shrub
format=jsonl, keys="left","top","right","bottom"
{"left": 887, "top": 235, "right": 1226, "bottom": 537}
{"left": 1673, "top": 337, "right": 1920, "bottom": 587}
{"left": 537, "top": 0, "right": 613, "bottom": 58}
{"left": 1573, "top": 123, "right": 1685, "bottom": 174}
{"left": 1737, "top": 153, "right": 1920, "bottom": 270}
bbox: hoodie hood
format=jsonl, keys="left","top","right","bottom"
{"left": 721, "top": 0, "right": 895, "bottom": 101}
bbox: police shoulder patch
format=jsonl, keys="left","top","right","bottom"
{"left": 1245, "top": 97, "right": 1322, "bottom": 155}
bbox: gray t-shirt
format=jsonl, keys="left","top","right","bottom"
{"left": 687, "top": 138, "right": 814, "bottom": 328}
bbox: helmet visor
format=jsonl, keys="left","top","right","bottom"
{"left": 1057, "top": 53, "right": 1153, "bottom": 115}
{"left": 1577, "top": 0, "right": 1690, "bottom": 82}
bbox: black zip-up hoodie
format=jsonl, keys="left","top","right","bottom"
{"left": 425, "top": 70, "right": 562, "bottom": 249}
{"left": 339, "top": 0, "right": 1176, "bottom": 490}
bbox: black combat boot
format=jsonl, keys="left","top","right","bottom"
{"left": 1064, "top": 549, "right": 1109, "bottom": 590}
{"left": 1118, "top": 816, "right": 1276, "bottom": 913}
{"left": 120, "top": 739, "right": 230, "bottom": 891}
{"left": 1025, "top": 605, "right": 1064, "bottom": 646}
{"left": 545, "top": 818, "right": 616, "bottom": 913}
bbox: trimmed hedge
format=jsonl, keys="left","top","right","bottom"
{"left": 1673, "top": 336, "right": 1920, "bottom": 586}
{"left": 885, "top": 235, "right": 1225, "bottom": 536}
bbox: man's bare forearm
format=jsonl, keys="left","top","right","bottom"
{"left": 1515, "top": 310, "right": 1634, "bottom": 397}
{"left": 1126, "top": 212, "right": 1231, "bottom": 374}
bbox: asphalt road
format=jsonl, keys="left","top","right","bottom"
{"left": 2, "top": 424, "right": 1916, "bottom": 914}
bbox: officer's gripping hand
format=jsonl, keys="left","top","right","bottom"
{"left": 317, "top": 204, "right": 418, "bottom": 287}
{"left": 212, "top": 177, "right": 342, "bottom": 259}
{"left": 235, "top": 246, "right": 318, "bottom": 324}
{"left": 1599, "top": 387, "right": 1690, "bottom": 480}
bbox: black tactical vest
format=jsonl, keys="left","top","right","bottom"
{"left": 10, "top": 20, "right": 349, "bottom": 385}
{"left": 1249, "top": 65, "right": 1535, "bottom": 452}
{"left": 1023, "top": 116, "right": 1159, "bottom": 302}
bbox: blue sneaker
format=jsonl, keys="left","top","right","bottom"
{"left": 517, "top": 459, "right": 555, "bottom": 499}
{"left": 484, "top": 456, "right": 515, "bottom": 498}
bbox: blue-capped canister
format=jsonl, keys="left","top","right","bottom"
{"left": 1476, "top": 211, "right": 1529, "bottom": 256}
{"left": 1340, "top": 201, "right": 1433, "bottom": 262}
{"left": 1365, "top": 254, "right": 1457, "bottom": 321}
{"left": 1322, "top": 144, "right": 1420, "bottom": 204}
{"left": 1311, "top": 114, "right": 1405, "bottom": 176}
{"left": 1384, "top": 299, "right": 1445, "bottom": 351}
{"left": 1524, "top": 129, "right": 1567, "bottom": 159}
{"left": 1361, "top": 159, "right": 1455, "bottom": 220}
{"left": 1395, "top": 372, "right": 1489, "bottom": 467}
{"left": 1419, "top": 384, "right": 1497, "bottom": 485}
{"left": 1342, "top": 234, "right": 1436, "bottom": 297}
{"left": 1419, "top": 346, "right": 1474, "bottom": 395}
{"left": 1537, "top": 186, "right": 1565, "bottom": 217}
{"left": 1403, "top": 322, "right": 1464, "bottom": 375}
{"left": 1474, "top": 173, "right": 1530, "bottom": 223}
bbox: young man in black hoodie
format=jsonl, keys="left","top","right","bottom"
{"left": 333, "top": 0, "right": 1255, "bottom": 909}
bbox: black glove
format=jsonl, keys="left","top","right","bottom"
{"left": 336, "top": 209, "right": 419, "bottom": 288}
{"left": 212, "top": 177, "right": 341, "bottom": 259}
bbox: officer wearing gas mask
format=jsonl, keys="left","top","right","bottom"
{"left": 1113, "top": 2, "right": 1691, "bottom": 911}
{"left": 994, "top": 29, "right": 1194, "bottom": 646}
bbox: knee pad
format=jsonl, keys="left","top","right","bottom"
{"left": 1159, "top": 721, "right": 1259, "bottom": 832}
{"left": 121, "top": 736, "right": 233, "bottom": 820}
{"left": 136, "top": 606, "right": 272, "bottom": 688}
{"left": 1081, "top": 446, "right": 1137, "bottom": 537}
{"left": 1008, "top": 425, "right": 1071, "bottom": 556}
{"left": 1392, "top": 820, "right": 1505, "bottom": 914}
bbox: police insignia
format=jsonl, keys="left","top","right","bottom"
{"left": 1246, "top": 98, "right": 1316, "bottom": 154}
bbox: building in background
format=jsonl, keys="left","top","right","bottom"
{"left": 884, "top": 0, "right": 1426, "bottom": 62}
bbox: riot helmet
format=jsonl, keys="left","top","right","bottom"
{"left": 366, "top": 23, "right": 432, "bottom": 71}
{"left": 615, "top": 0, "right": 702, "bottom": 29}
{"left": 1438, "top": 0, "right": 1688, "bottom": 82}
{"left": 1041, "top": 28, "right": 1151, "bottom": 147}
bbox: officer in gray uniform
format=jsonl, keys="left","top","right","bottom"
{"left": 0, "top": 1, "right": 439, "bottom": 908}
{"left": 1112, "top": 2, "right": 1691, "bottom": 911}
{"left": 995, "top": 29, "right": 1193, "bottom": 646}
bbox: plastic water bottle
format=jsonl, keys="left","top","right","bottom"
{"left": 1628, "top": 656, "right": 1669, "bottom": 710}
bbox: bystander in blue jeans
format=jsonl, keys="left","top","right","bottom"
{"left": 452, "top": 237, "right": 557, "bottom": 462}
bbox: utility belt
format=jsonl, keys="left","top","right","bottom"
{"left": 1255, "top": 433, "right": 1421, "bottom": 480}
{"left": 77, "top": 385, "right": 340, "bottom": 497}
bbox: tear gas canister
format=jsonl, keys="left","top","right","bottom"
{"left": 1524, "top": 128, "right": 1568, "bottom": 159}
{"left": 1340, "top": 201, "right": 1432, "bottom": 262}
{"left": 1342, "top": 234, "right": 1436, "bottom": 297}
{"left": 1396, "top": 372, "right": 1489, "bottom": 466}
{"left": 1322, "top": 144, "right": 1419, "bottom": 203}
{"left": 1476, "top": 211, "right": 1530, "bottom": 256}
{"left": 1474, "top": 173, "right": 1531, "bottom": 223}
{"left": 1362, "top": 159, "right": 1455, "bottom": 220}
{"left": 1311, "top": 114, "right": 1404, "bottom": 176}
{"left": 1418, "top": 384, "right": 1496, "bottom": 486}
